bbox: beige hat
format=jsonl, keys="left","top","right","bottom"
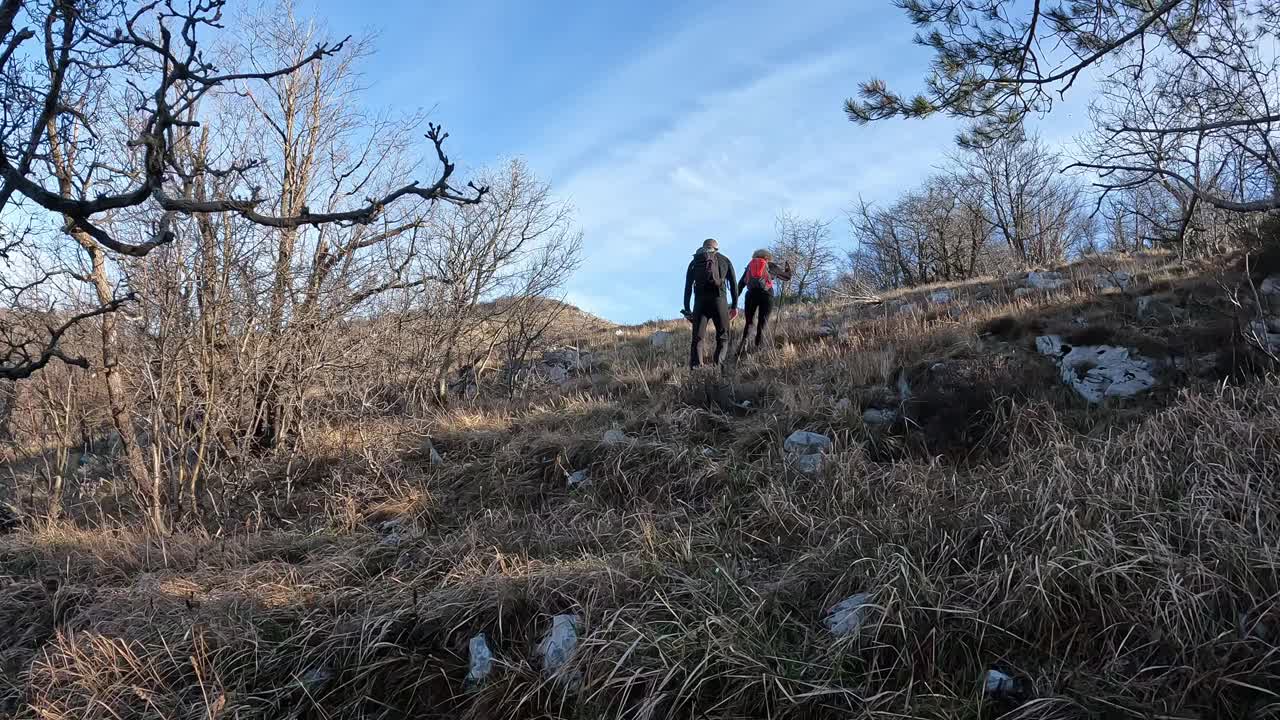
{"left": 702, "top": 238, "right": 719, "bottom": 251}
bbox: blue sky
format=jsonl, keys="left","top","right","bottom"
{"left": 302, "top": 0, "right": 1094, "bottom": 324}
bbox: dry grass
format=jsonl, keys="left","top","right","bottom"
{"left": 2, "top": 252, "right": 1280, "bottom": 718}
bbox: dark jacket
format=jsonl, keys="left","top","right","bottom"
{"left": 739, "top": 259, "right": 792, "bottom": 294}
{"left": 684, "top": 249, "right": 738, "bottom": 311}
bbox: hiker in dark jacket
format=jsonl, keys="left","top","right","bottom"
{"left": 737, "top": 249, "right": 791, "bottom": 356}
{"left": 682, "top": 238, "right": 738, "bottom": 367}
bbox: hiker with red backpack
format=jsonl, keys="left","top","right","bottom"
{"left": 682, "top": 238, "right": 739, "bottom": 368}
{"left": 737, "top": 249, "right": 792, "bottom": 357}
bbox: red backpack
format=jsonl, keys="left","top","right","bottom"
{"left": 745, "top": 258, "right": 772, "bottom": 292}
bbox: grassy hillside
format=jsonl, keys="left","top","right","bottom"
{"left": 2, "top": 250, "right": 1279, "bottom": 719}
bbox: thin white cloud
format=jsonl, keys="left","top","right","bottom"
{"left": 553, "top": 46, "right": 963, "bottom": 323}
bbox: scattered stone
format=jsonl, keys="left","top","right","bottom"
{"left": 539, "top": 364, "right": 570, "bottom": 385}
{"left": 466, "top": 633, "right": 495, "bottom": 687}
{"left": 0, "top": 504, "right": 22, "bottom": 534}
{"left": 1260, "top": 276, "right": 1280, "bottom": 295}
{"left": 1093, "top": 271, "right": 1132, "bottom": 290}
{"left": 818, "top": 321, "right": 841, "bottom": 338}
{"left": 299, "top": 666, "right": 334, "bottom": 690}
{"left": 537, "top": 614, "right": 580, "bottom": 676}
{"left": 984, "top": 669, "right": 1016, "bottom": 696}
{"left": 861, "top": 407, "right": 898, "bottom": 426}
{"left": 651, "top": 330, "right": 674, "bottom": 348}
{"left": 567, "top": 470, "right": 590, "bottom": 490}
{"left": 602, "top": 429, "right": 629, "bottom": 446}
{"left": 541, "top": 347, "right": 581, "bottom": 368}
{"left": 824, "top": 593, "right": 873, "bottom": 636}
{"left": 1136, "top": 295, "right": 1186, "bottom": 322}
{"left": 1026, "top": 271, "right": 1069, "bottom": 291}
{"left": 928, "top": 288, "right": 954, "bottom": 304}
{"left": 614, "top": 329, "right": 627, "bottom": 337}
{"left": 1246, "top": 320, "right": 1280, "bottom": 352}
{"left": 1035, "top": 335, "right": 1065, "bottom": 356}
{"left": 791, "top": 453, "right": 825, "bottom": 475}
{"left": 784, "top": 430, "right": 833, "bottom": 455}
{"left": 420, "top": 437, "right": 444, "bottom": 465}
{"left": 1037, "top": 335, "right": 1158, "bottom": 403}
{"left": 1239, "top": 611, "right": 1273, "bottom": 642}
{"left": 896, "top": 370, "right": 913, "bottom": 401}
{"left": 378, "top": 520, "right": 407, "bottom": 547}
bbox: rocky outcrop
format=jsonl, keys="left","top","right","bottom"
{"left": 1094, "top": 271, "right": 1132, "bottom": 290}
{"left": 1037, "top": 335, "right": 1158, "bottom": 403}
{"left": 1026, "top": 271, "right": 1070, "bottom": 291}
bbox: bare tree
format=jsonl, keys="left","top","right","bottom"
{"left": 771, "top": 213, "right": 836, "bottom": 299}
{"left": 848, "top": 0, "right": 1280, "bottom": 214}
{"left": 848, "top": 173, "right": 1001, "bottom": 290}
{"left": 0, "top": 0, "right": 483, "bottom": 386}
{"left": 955, "top": 135, "right": 1093, "bottom": 266}
{"left": 0, "top": 0, "right": 483, "bottom": 531}
{"left": 408, "top": 158, "right": 582, "bottom": 404}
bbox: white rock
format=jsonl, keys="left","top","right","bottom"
{"left": 984, "top": 669, "right": 1016, "bottom": 695}
{"left": 1037, "top": 335, "right": 1158, "bottom": 402}
{"left": 541, "top": 348, "right": 580, "bottom": 368}
{"left": 824, "top": 593, "right": 873, "bottom": 636}
{"left": 1035, "top": 335, "right": 1065, "bottom": 357}
{"left": 602, "top": 429, "right": 628, "bottom": 446}
{"left": 567, "top": 470, "right": 590, "bottom": 489}
{"left": 538, "top": 614, "right": 579, "bottom": 675}
{"left": 466, "top": 633, "right": 494, "bottom": 686}
{"left": 862, "top": 408, "right": 898, "bottom": 426}
{"left": 1247, "top": 320, "right": 1280, "bottom": 351}
{"left": 615, "top": 329, "right": 627, "bottom": 337}
{"left": 1260, "top": 276, "right": 1280, "bottom": 295}
{"left": 928, "top": 288, "right": 953, "bottom": 304}
{"left": 783, "top": 430, "right": 833, "bottom": 455}
{"left": 791, "top": 453, "right": 825, "bottom": 475}
{"left": 1094, "top": 271, "right": 1132, "bottom": 290}
{"left": 1137, "top": 295, "right": 1185, "bottom": 321}
{"left": 650, "top": 330, "right": 674, "bottom": 348}
{"left": 1026, "top": 271, "right": 1069, "bottom": 290}
{"left": 540, "top": 364, "right": 570, "bottom": 385}
{"left": 421, "top": 438, "right": 444, "bottom": 465}
{"left": 300, "top": 666, "right": 334, "bottom": 689}
{"left": 1059, "top": 344, "right": 1157, "bottom": 403}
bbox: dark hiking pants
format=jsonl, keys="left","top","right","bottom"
{"left": 689, "top": 293, "right": 730, "bottom": 367}
{"left": 740, "top": 288, "right": 773, "bottom": 353}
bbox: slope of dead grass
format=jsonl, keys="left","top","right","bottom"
{"left": 2, "top": 250, "right": 1280, "bottom": 719}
